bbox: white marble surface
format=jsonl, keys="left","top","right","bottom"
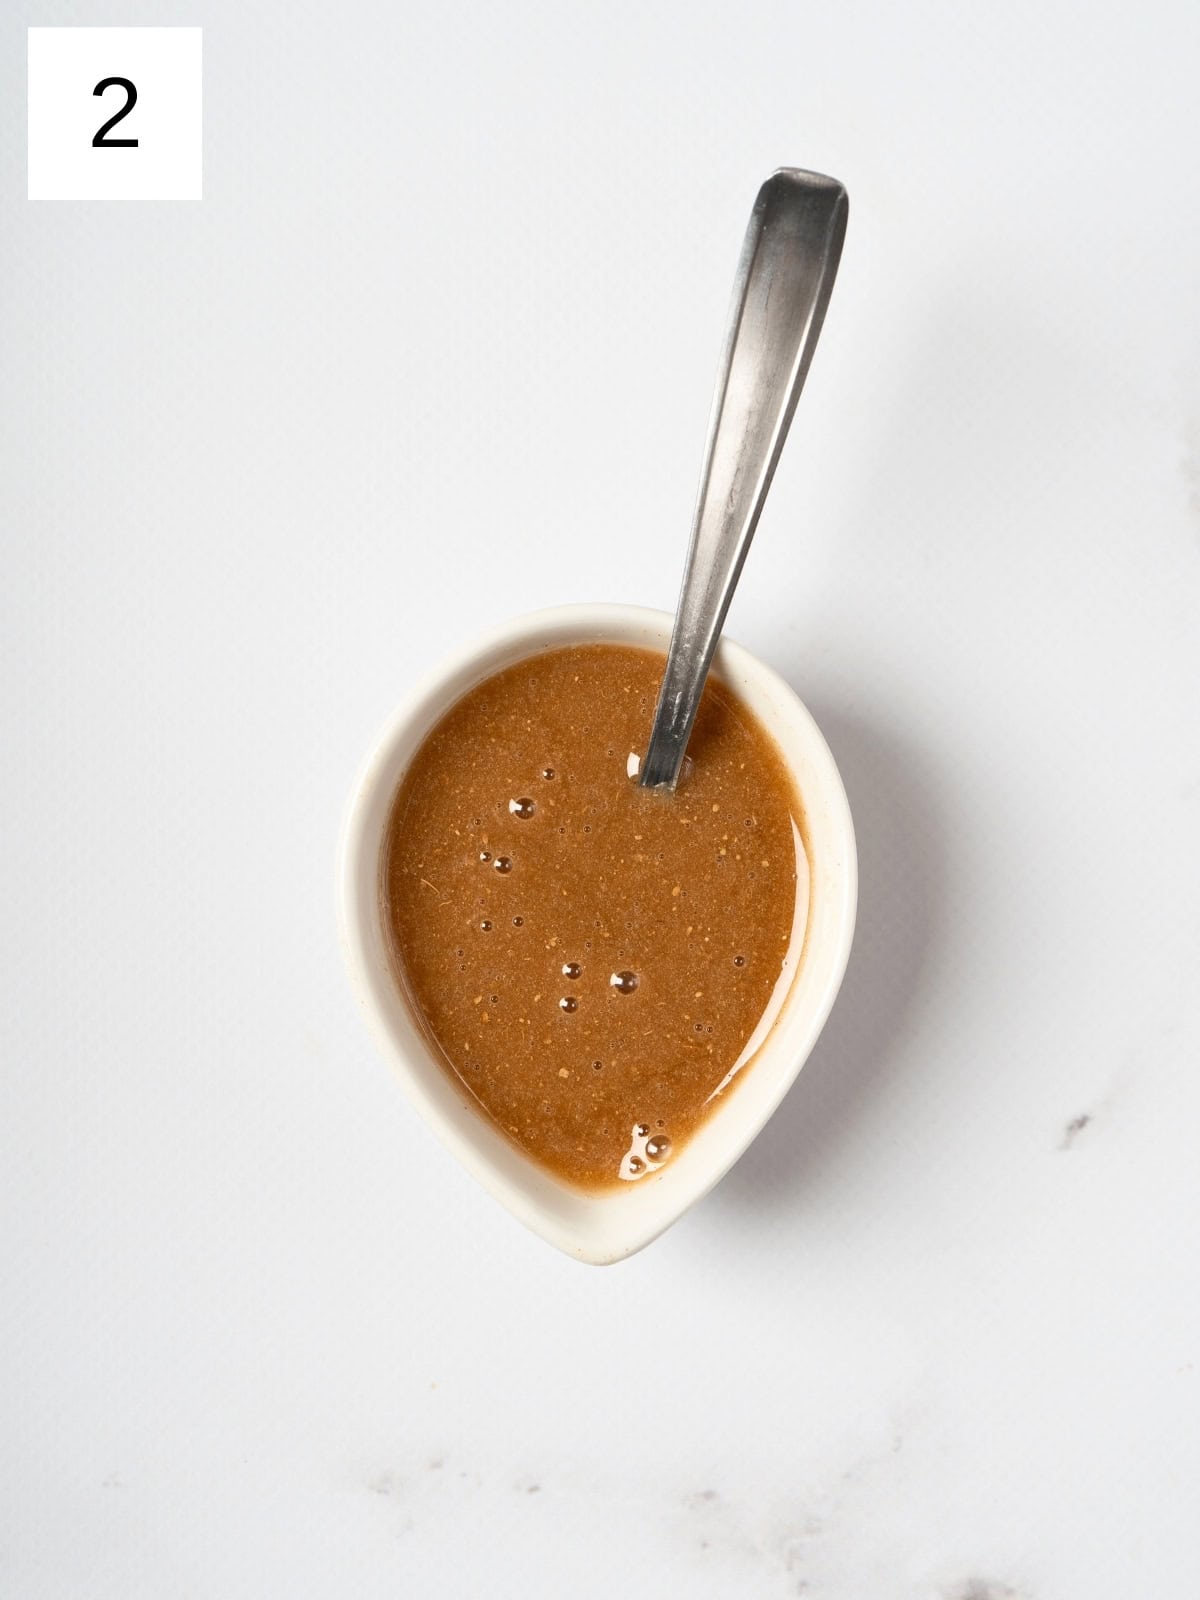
{"left": 3, "top": 2, "right": 1199, "bottom": 1595}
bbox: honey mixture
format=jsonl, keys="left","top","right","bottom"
{"left": 381, "top": 643, "right": 807, "bottom": 1188}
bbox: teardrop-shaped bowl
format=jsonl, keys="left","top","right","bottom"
{"left": 337, "top": 604, "right": 856, "bottom": 1264}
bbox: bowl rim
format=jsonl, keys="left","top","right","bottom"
{"left": 336, "top": 603, "right": 857, "bottom": 1264}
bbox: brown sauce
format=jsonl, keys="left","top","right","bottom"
{"left": 381, "top": 643, "right": 807, "bottom": 1189}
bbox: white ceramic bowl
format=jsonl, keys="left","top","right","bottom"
{"left": 337, "top": 604, "right": 857, "bottom": 1264}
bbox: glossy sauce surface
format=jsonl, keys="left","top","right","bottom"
{"left": 382, "top": 644, "right": 807, "bottom": 1188}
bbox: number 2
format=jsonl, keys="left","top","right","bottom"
{"left": 92, "top": 77, "right": 138, "bottom": 147}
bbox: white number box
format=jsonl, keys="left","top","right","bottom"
{"left": 28, "top": 27, "right": 202, "bottom": 201}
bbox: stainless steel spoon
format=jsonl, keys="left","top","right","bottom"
{"left": 639, "top": 168, "right": 848, "bottom": 790}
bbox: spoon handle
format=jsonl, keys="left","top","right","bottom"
{"left": 639, "top": 168, "right": 848, "bottom": 790}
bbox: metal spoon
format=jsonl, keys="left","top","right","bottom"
{"left": 639, "top": 168, "right": 848, "bottom": 790}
